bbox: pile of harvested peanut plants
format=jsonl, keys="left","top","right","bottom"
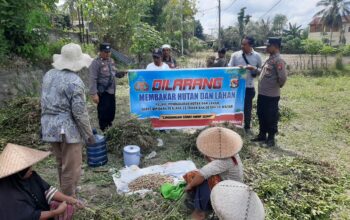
{"left": 128, "top": 174, "right": 173, "bottom": 191}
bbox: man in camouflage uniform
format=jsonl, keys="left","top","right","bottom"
{"left": 89, "top": 43, "right": 124, "bottom": 131}
{"left": 252, "top": 37, "right": 287, "bottom": 147}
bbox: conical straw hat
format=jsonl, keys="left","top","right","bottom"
{"left": 211, "top": 180, "right": 265, "bottom": 220}
{"left": 0, "top": 143, "right": 50, "bottom": 179}
{"left": 196, "top": 127, "right": 243, "bottom": 159}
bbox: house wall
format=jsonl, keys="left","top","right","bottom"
{"left": 309, "top": 23, "right": 350, "bottom": 45}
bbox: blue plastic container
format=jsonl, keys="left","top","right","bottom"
{"left": 87, "top": 129, "right": 108, "bottom": 167}
{"left": 123, "top": 145, "right": 141, "bottom": 167}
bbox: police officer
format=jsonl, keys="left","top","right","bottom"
{"left": 252, "top": 37, "right": 287, "bottom": 147}
{"left": 89, "top": 43, "right": 124, "bottom": 131}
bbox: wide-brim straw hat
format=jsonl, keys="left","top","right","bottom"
{"left": 52, "top": 43, "right": 93, "bottom": 72}
{"left": 211, "top": 180, "right": 265, "bottom": 220}
{"left": 0, "top": 143, "right": 50, "bottom": 179}
{"left": 196, "top": 127, "right": 243, "bottom": 159}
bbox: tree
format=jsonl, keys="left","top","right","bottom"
{"left": 302, "top": 39, "right": 324, "bottom": 69}
{"left": 314, "top": 0, "right": 350, "bottom": 45}
{"left": 81, "top": 0, "right": 151, "bottom": 52}
{"left": 142, "top": 0, "right": 169, "bottom": 29}
{"left": 319, "top": 45, "right": 337, "bottom": 67}
{"left": 62, "top": 0, "right": 78, "bottom": 28}
{"left": 283, "top": 36, "right": 305, "bottom": 54}
{"left": 130, "top": 23, "right": 163, "bottom": 63}
{"left": 194, "top": 20, "right": 205, "bottom": 40}
{"left": 237, "top": 7, "right": 251, "bottom": 40}
{"left": 283, "top": 23, "right": 303, "bottom": 38}
{"left": 161, "top": 0, "right": 197, "bottom": 54}
{"left": 246, "top": 18, "right": 273, "bottom": 46}
{"left": 222, "top": 26, "right": 241, "bottom": 50}
{"left": 272, "top": 14, "right": 288, "bottom": 36}
{"left": 0, "top": 0, "right": 56, "bottom": 58}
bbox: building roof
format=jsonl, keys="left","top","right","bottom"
{"left": 310, "top": 16, "right": 350, "bottom": 25}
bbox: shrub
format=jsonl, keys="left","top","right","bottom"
{"left": 0, "top": 97, "right": 41, "bottom": 150}
{"left": 335, "top": 54, "right": 344, "bottom": 70}
{"left": 82, "top": 44, "right": 97, "bottom": 57}
{"left": 31, "top": 38, "right": 75, "bottom": 65}
{"left": 105, "top": 117, "right": 159, "bottom": 154}
{"left": 0, "top": 28, "right": 8, "bottom": 60}
{"left": 340, "top": 45, "right": 350, "bottom": 56}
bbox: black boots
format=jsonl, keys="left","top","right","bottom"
{"left": 252, "top": 133, "right": 276, "bottom": 147}
{"left": 251, "top": 133, "right": 266, "bottom": 142}
{"left": 266, "top": 133, "right": 276, "bottom": 147}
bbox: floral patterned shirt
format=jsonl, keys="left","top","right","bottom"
{"left": 41, "top": 69, "right": 92, "bottom": 143}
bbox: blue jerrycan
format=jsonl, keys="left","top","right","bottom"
{"left": 87, "top": 129, "right": 108, "bottom": 167}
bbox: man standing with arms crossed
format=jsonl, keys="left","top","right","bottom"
{"left": 228, "top": 36, "right": 262, "bottom": 135}
{"left": 252, "top": 37, "right": 287, "bottom": 147}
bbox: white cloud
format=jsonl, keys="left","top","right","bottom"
{"left": 195, "top": 0, "right": 321, "bottom": 34}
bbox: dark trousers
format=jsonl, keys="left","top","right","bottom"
{"left": 191, "top": 180, "right": 212, "bottom": 211}
{"left": 257, "top": 94, "right": 280, "bottom": 137}
{"left": 244, "top": 88, "right": 256, "bottom": 129}
{"left": 97, "top": 92, "right": 116, "bottom": 131}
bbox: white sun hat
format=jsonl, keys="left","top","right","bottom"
{"left": 0, "top": 143, "right": 51, "bottom": 179}
{"left": 52, "top": 43, "right": 93, "bottom": 72}
{"left": 211, "top": 180, "right": 265, "bottom": 220}
{"left": 161, "top": 44, "right": 172, "bottom": 49}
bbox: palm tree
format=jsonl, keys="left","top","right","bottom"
{"left": 283, "top": 23, "right": 303, "bottom": 38}
{"left": 314, "top": 0, "right": 350, "bottom": 46}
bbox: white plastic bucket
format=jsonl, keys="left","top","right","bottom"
{"left": 123, "top": 145, "right": 141, "bottom": 167}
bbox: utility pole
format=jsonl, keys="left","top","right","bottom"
{"left": 181, "top": 0, "right": 184, "bottom": 56}
{"left": 218, "top": 0, "right": 221, "bottom": 49}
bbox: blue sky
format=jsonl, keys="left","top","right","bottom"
{"left": 195, "top": 0, "right": 321, "bottom": 34}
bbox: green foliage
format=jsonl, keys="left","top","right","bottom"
{"left": 0, "top": 97, "right": 41, "bottom": 150}
{"left": 302, "top": 39, "right": 324, "bottom": 55}
{"left": 245, "top": 18, "right": 273, "bottom": 48}
{"left": 222, "top": 27, "right": 241, "bottom": 50}
{"left": 283, "top": 23, "right": 303, "bottom": 38}
{"left": 81, "top": 0, "right": 151, "bottom": 52}
{"left": 142, "top": 0, "right": 169, "bottom": 29}
{"left": 51, "top": 13, "right": 71, "bottom": 30}
{"left": 0, "top": 0, "right": 56, "bottom": 58}
{"left": 105, "top": 117, "right": 159, "bottom": 154}
{"left": 279, "top": 105, "right": 297, "bottom": 123}
{"left": 272, "top": 14, "right": 288, "bottom": 36}
{"left": 194, "top": 20, "right": 205, "bottom": 40}
{"left": 283, "top": 36, "right": 305, "bottom": 54}
{"left": 130, "top": 23, "right": 163, "bottom": 61}
{"left": 187, "top": 37, "right": 206, "bottom": 53}
{"left": 335, "top": 54, "right": 344, "bottom": 70}
{"left": 161, "top": 0, "right": 197, "bottom": 52}
{"left": 340, "top": 44, "right": 350, "bottom": 56}
{"left": 30, "top": 38, "right": 72, "bottom": 64}
{"left": 237, "top": 7, "right": 251, "bottom": 40}
{"left": 0, "top": 28, "right": 8, "bottom": 60}
{"left": 319, "top": 45, "right": 338, "bottom": 55}
{"left": 82, "top": 43, "right": 97, "bottom": 57}
{"left": 246, "top": 156, "right": 350, "bottom": 220}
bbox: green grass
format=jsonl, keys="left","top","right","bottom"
{"left": 3, "top": 74, "right": 349, "bottom": 219}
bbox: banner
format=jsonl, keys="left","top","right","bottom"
{"left": 128, "top": 68, "right": 246, "bottom": 129}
